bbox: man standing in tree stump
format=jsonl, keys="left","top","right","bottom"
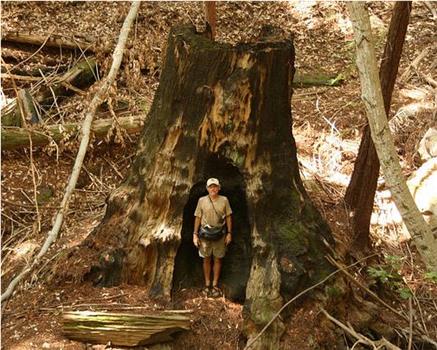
{"left": 193, "top": 178, "right": 233, "bottom": 297}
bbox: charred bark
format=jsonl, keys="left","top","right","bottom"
{"left": 345, "top": 2, "right": 412, "bottom": 253}
{"left": 79, "top": 25, "right": 333, "bottom": 348}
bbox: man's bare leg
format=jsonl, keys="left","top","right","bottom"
{"left": 212, "top": 257, "right": 222, "bottom": 287}
{"left": 203, "top": 256, "right": 212, "bottom": 287}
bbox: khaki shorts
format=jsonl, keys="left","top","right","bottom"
{"left": 199, "top": 235, "right": 226, "bottom": 258}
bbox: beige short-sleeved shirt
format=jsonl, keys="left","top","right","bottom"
{"left": 194, "top": 195, "right": 232, "bottom": 227}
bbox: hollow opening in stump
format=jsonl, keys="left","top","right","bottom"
{"left": 173, "top": 154, "right": 252, "bottom": 302}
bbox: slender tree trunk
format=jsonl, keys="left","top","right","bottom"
{"left": 345, "top": 2, "right": 412, "bottom": 253}
{"left": 204, "top": 1, "right": 217, "bottom": 40}
{"left": 69, "top": 25, "right": 334, "bottom": 349}
{"left": 347, "top": 2, "right": 437, "bottom": 271}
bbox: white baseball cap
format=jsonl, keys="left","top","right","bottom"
{"left": 206, "top": 178, "right": 220, "bottom": 187}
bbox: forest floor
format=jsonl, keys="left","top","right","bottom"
{"left": 1, "top": 2, "right": 437, "bottom": 349}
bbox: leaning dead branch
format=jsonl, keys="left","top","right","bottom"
{"left": 1, "top": 1, "right": 141, "bottom": 303}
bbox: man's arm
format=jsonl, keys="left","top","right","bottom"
{"left": 225, "top": 215, "right": 232, "bottom": 245}
{"left": 193, "top": 216, "right": 201, "bottom": 247}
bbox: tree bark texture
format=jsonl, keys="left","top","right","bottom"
{"left": 347, "top": 3, "right": 437, "bottom": 271}
{"left": 79, "top": 25, "right": 333, "bottom": 349}
{"left": 345, "top": 2, "right": 412, "bottom": 253}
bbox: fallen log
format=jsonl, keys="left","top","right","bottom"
{"left": 62, "top": 310, "right": 192, "bottom": 346}
{"left": 1, "top": 58, "right": 97, "bottom": 126}
{"left": 2, "top": 32, "right": 94, "bottom": 52}
{"left": 292, "top": 72, "right": 344, "bottom": 88}
{"left": 1, "top": 115, "right": 145, "bottom": 150}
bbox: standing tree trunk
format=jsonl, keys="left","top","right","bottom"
{"left": 347, "top": 3, "right": 437, "bottom": 271}
{"left": 204, "top": 1, "right": 217, "bottom": 40}
{"left": 77, "top": 25, "right": 333, "bottom": 349}
{"left": 344, "top": 2, "right": 412, "bottom": 253}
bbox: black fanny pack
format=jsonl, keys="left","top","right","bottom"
{"left": 199, "top": 225, "right": 226, "bottom": 241}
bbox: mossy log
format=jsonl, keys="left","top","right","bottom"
{"left": 292, "top": 72, "right": 344, "bottom": 88}
{"left": 1, "top": 115, "right": 144, "bottom": 151}
{"left": 1, "top": 58, "right": 97, "bottom": 126}
{"left": 62, "top": 310, "right": 191, "bottom": 346}
{"left": 75, "top": 25, "right": 334, "bottom": 349}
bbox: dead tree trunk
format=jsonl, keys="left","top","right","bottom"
{"left": 344, "top": 2, "right": 411, "bottom": 253}
{"left": 347, "top": 3, "right": 437, "bottom": 271}
{"left": 78, "top": 25, "right": 333, "bottom": 349}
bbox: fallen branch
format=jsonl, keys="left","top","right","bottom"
{"left": 63, "top": 310, "right": 191, "bottom": 346}
{"left": 292, "top": 72, "right": 345, "bottom": 88}
{"left": 2, "top": 32, "right": 93, "bottom": 52}
{"left": 1, "top": 73, "right": 41, "bottom": 81}
{"left": 421, "top": 1, "right": 437, "bottom": 19}
{"left": 321, "top": 309, "right": 401, "bottom": 350}
{"left": 400, "top": 46, "right": 429, "bottom": 82}
{"left": 1, "top": 115, "right": 145, "bottom": 150}
{"left": 1, "top": 1, "right": 141, "bottom": 303}
{"left": 2, "top": 58, "right": 97, "bottom": 126}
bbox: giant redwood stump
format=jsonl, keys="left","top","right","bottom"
{"left": 80, "top": 25, "right": 334, "bottom": 348}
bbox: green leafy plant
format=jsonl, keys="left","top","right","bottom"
{"left": 367, "top": 255, "right": 412, "bottom": 299}
{"left": 368, "top": 266, "right": 397, "bottom": 284}
{"left": 398, "top": 287, "right": 413, "bottom": 300}
{"left": 424, "top": 271, "right": 437, "bottom": 284}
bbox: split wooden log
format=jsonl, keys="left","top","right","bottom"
{"left": 62, "top": 310, "right": 191, "bottom": 346}
{"left": 1, "top": 58, "right": 97, "bottom": 126}
{"left": 2, "top": 32, "right": 94, "bottom": 52}
{"left": 1, "top": 115, "right": 145, "bottom": 151}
